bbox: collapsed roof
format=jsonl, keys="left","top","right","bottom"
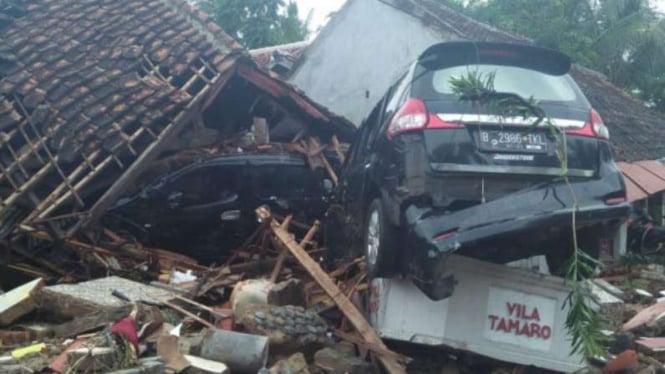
{"left": 0, "top": 0, "right": 354, "bottom": 240}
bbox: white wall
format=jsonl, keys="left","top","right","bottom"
{"left": 289, "top": 0, "right": 456, "bottom": 125}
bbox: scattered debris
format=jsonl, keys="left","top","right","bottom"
{"left": 198, "top": 328, "right": 269, "bottom": 373}
{"left": 602, "top": 349, "right": 638, "bottom": 372}
{"left": 269, "top": 352, "right": 310, "bottom": 374}
{"left": 184, "top": 355, "right": 230, "bottom": 374}
{"left": 35, "top": 276, "right": 178, "bottom": 320}
{"left": 587, "top": 280, "right": 625, "bottom": 330}
{"left": 623, "top": 302, "right": 665, "bottom": 332}
{"left": 157, "top": 335, "right": 190, "bottom": 372}
{"left": 315, "top": 343, "right": 377, "bottom": 374}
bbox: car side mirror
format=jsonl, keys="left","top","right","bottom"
{"left": 167, "top": 191, "right": 183, "bottom": 209}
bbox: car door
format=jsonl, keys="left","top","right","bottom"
{"left": 340, "top": 75, "right": 409, "bottom": 225}
{"left": 154, "top": 164, "right": 242, "bottom": 244}
{"left": 339, "top": 103, "right": 382, "bottom": 223}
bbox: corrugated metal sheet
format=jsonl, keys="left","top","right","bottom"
{"left": 618, "top": 161, "right": 665, "bottom": 202}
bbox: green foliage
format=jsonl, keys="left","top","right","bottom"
{"left": 449, "top": 70, "right": 608, "bottom": 359}
{"left": 438, "top": 0, "right": 665, "bottom": 111}
{"left": 199, "top": 0, "right": 309, "bottom": 49}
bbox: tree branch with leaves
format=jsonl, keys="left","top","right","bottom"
{"left": 199, "top": 0, "right": 310, "bottom": 49}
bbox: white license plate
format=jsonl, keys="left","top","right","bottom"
{"left": 479, "top": 130, "right": 548, "bottom": 153}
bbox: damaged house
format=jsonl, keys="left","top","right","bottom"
{"left": 0, "top": 0, "right": 355, "bottom": 279}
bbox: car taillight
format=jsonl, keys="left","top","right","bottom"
{"left": 565, "top": 109, "right": 610, "bottom": 140}
{"left": 387, "top": 98, "right": 463, "bottom": 138}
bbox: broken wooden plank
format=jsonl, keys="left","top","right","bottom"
{"left": 270, "top": 222, "right": 406, "bottom": 374}
{"left": 165, "top": 301, "right": 215, "bottom": 329}
{"left": 270, "top": 219, "right": 320, "bottom": 283}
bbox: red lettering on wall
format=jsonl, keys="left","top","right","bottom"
{"left": 518, "top": 323, "right": 531, "bottom": 337}
{"left": 508, "top": 319, "right": 520, "bottom": 333}
{"left": 487, "top": 300, "right": 552, "bottom": 340}
{"left": 497, "top": 317, "right": 508, "bottom": 332}
{"left": 488, "top": 315, "right": 499, "bottom": 330}
{"left": 507, "top": 302, "right": 518, "bottom": 317}
{"left": 530, "top": 323, "right": 541, "bottom": 338}
{"left": 530, "top": 307, "right": 540, "bottom": 322}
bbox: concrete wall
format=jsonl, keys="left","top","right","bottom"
{"left": 288, "top": 0, "right": 457, "bottom": 125}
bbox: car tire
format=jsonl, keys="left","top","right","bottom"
{"left": 364, "top": 198, "right": 397, "bottom": 278}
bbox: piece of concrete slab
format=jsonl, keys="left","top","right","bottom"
{"left": 314, "top": 346, "right": 375, "bottom": 374}
{"left": 586, "top": 280, "right": 625, "bottom": 330}
{"left": 184, "top": 355, "right": 230, "bottom": 374}
{"left": 36, "top": 276, "right": 178, "bottom": 320}
{"left": 0, "top": 278, "right": 44, "bottom": 326}
{"left": 591, "top": 279, "right": 625, "bottom": 300}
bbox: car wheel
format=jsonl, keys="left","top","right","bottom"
{"left": 364, "top": 198, "right": 397, "bottom": 278}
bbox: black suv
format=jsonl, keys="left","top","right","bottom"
{"left": 106, "top": 153, "right": 332, "bottom": 263}
{"left": 325, "top": 42, "right": 629, "bottom": 300}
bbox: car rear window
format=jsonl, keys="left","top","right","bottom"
{"left": 430, "top": 65, "right": 578, "bottom": 102}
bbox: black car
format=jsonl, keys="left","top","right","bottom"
{"left": 325, "top": 42, "right": 629, "bottom": 300}
{"left": 106, "top": 153, "right": 333, "bottom": 263}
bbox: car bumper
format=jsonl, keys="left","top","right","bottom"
{"left": 402, "top": 175, "right": 629, "bottom": 300}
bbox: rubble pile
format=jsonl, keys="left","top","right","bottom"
{"left": 584, "top": 262, "right": 665, "bottom": 373}
{"left": 0, "top": 206, "right": 410, "bottom": 373}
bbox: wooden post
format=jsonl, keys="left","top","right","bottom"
{"left": 270, "top": 223, "right": 406, "bottom": 374}
{"left": 270, "top": 220, "right": 320, "bottom": 283}
{"left": 331, "top": 135, "right": 345, "bottom": 164}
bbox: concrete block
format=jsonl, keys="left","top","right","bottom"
{"left": 270, "top": 352, "right": 310, "bottom": 374}
{"left": 0, "top": 278, "right": 44, "bottom": 326}
{"left": 586, "top": 280, "right": 624, "bottom": 330}
{"left": 36, "top": 276, "right": 178, "bottom": 320}
{"left": 591, "top": 279, "right": 625, "bottom": 300}
{"left": 314, "top": 346, "right": 375, "bottom": 374}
